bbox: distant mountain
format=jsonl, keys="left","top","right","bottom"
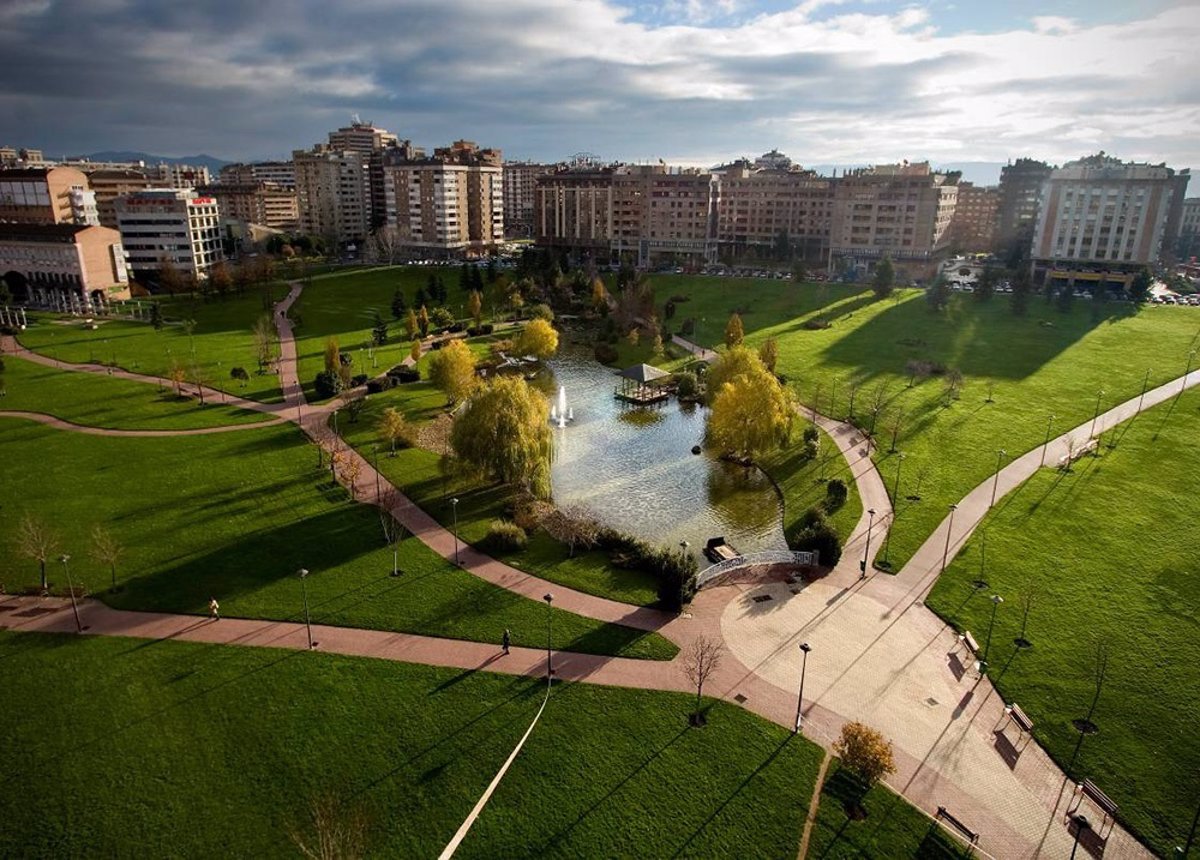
{"left": 78, "top": 151, "right": 231, "bottom": 171}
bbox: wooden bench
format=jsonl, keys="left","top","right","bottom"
{"left": 960, "top": 631, "right": 981, "bottom": 656}
{"left": 1005, "top": 703, "right": 1034, "bottom": 736}
{"left": 936, "top": 806, "right": 980, "bottom": 845}
{"left": 1069, "top": 779, "right": 1118, "bottom": 836}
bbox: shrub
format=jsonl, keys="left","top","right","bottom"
{"left": 802, "top": 438, "right": 819, "bottom": 460}
{"left": 669, "top": 294, "right": 689, "bottom": 303}
{"left": 786, "top": 507, "right": 842, "bottom": 566}
{"left": 802, "top": 318, "right": 831, "bottom": 330}
{"left": 351, "top": 374, "right": 368, "bottom": 387}
{"left": 530, "top": 303, "right": 554, "bottom": 322}
{"left": 430, "top": 307, "right": 454, "bottom": 328}
{"left": 313, "top": 370, "right": 341, "bottom": 400}
{"left": 802, "top": 425, "right": 819, "bottom": 443}
{"left": 675, "top": 370, "right": 698, "bottom": 399}
{"left": 680, "top": 318, "right": 695, "bottom": 336}
{"left": 824, "top": 478, "right": 848, "bottom": 512}
{"left": 479, "top": 519, "right": 527, "bottom": 553}
{"left": 594, "top": 341, "right": 619, "bottom": 364}
{"left": 389, "top": 367, "right": 420, "bottom": 384}
{"left": 655, "top": 548, "right": 698, "bottom": 610}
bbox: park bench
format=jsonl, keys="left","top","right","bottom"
{"left": 960, "top": 631, "right": 981, "bottom": 656}
{"left": 1004, "top": 703, "right": 1034, "bottom": 737}
{"left": 1069, "top": 779, "right": 1118, "bottom": 837}
{"left": 936, "top": 806, "right": 980, "bottom": 845}
{"left": 1057, "top": 439, "right": 1098, "bottom": 468}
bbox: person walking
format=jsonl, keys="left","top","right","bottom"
{"left": 208, "top": 597, "right": 220, "bottom": 621}
{"left": 502, "top": 628, "right": 511, "bottom": 655}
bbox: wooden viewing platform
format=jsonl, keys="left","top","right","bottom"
{"left": 614, "top": 363, "right": 672, "bottom": 405}
{"left": 614, "top": 386, "right": 671, "bottom": 404}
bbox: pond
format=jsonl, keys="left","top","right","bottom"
{"left": 535, "top": 343, "right": 787, "bottom": 559}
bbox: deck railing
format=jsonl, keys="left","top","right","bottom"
{"left": 695, "top": 550, "right": 819, "bottom": 589}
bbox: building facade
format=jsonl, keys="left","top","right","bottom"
{"left": 713, "top": 159, "right": 834, "bottom": 262}
{"left": 0, "top": 166, "right": 96, "bottom": 225}
{"left": 0, "top": 223, "right": 129, "bottom": 301}
{"left": 1177, "top": 197, "right": 1200, "bottom": 259}
{"left": 292, "top": 146, "right": 371, "bottom": 246}
{"left": 997, "top": 158, "right": 1053, "bottom": 250}
{"left": 1031, "top": 154, "right": 1190, "bottom": 287}
{"left": 948, "top": 182, "right": 999, "bottom": 252}
{"left": 114, "top": 189, "right": 223, "bottom": 280}
{"left": 201, "top": 182, "right": 299, "bottom": 230}
{"left": 533, "top": 167, "right": 615, "bottom": 257}
{"left": 83, "top": 168, "right": 152, "bottom": 229}
{"left": 829, "top": 162, "right": 958, "bottom": 277}
{"left": 149, "top": 163, "right": 212, "bottom": 189}
{"left": 611, "top": 165, "right": 717, "bottom": 266}
{"left": 219, "top": 161, "right": 296, "bottom": 189}
{"left": 503, "top": 162, "right": 557, "bottom": 238}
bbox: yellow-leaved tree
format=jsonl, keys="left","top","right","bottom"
{"left": 724, "top": 312, "right": 744, "bottom": 348}
{"left": 515, "top": 318, "right": 559, "bottom": 361}
{"left": 833, "top": 721, "right": 896, "bottom": 787}
{"left": 450, "top": 375, "right": 552, "bottom": 499}
{"left": 468, "top": 290, "right": 483, "bottom": 327}
{"left": 428, "top": 339, "right": 477, "bottom": 405}
{"left": 706, "top": 346, "right": 794, "bottom": 461}
{"left": 377, "top": 406, "right": 413, "bottom": 456}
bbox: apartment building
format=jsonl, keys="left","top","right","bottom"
{"left": 149, "top": 163, "right": 212, "bottom": 189}
{"left": 829, "top": 162, "right": 958, "bottom": 277}
{"left": 504, "top": 161, "right": 557, "bottom": 238}
{"left": 1031, "top": 154, "right": 1190, "bottom": 288}
{"left": 84, "top": 168, "right": 152, "bottom": 228}
{"left": 948, "top": 182, "right": 999, "bottom": 252}
{"left": 219, "top": 161, "right": 296, "bottom": 189}
{"left": 997, "top": 158, "right": 1053, "bottom": 249}
{"left": 0, "top": 223, "right": 129, "bottom": 301}
{"left": 114, "top": 188, "right": 223, "bottom": 279}
{"left": 201, "top": 182, "right": 299, "bottom": 230}
{"left": 292, "top": 145, "right": 371, "bottom": 246}
{"left": 385, "top": 141, "right": 503, "bottom": 255}
{"left": 611, "top": 165, "right": 717, "bottom": 266}
{"left": 328, "top": 121, "right": 399, "bottom": 154}
{"left": 714, "top": 158, "right": 834, "bottom": 262}
{"left": 533, "top": 166, "right": 614, "bottom": 256}
{"left": 0, "top": 166, "right": 97, "bottom": 225}
{"left": 1177, "top": 198, "right": 1200, "bottom": 259}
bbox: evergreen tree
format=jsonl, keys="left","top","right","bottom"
{"left": 1129, "top": 267, "right": 1152, "bottom": 303}
{"left": 459, "top": 262, "right": 471, "bottom": 293}
{"left": 391, "top": 287, "right": 407, "bottom": 319}
{"left": 414, "top": 284, "right": 429, "bottom": 308}
{"left": 872, "top": 257, "right": 895, "bottom": 299}
{"left": 372, "top": 311, "right": 389, "bottom": 346}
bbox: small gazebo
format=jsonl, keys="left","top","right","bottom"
{"left": 615, "top": 363, "right": 671, "bottom": 404}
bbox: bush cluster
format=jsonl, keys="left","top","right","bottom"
{"left": 595, "top": 528, "right": 698, "bottom": 610}
{"left": 313, "top": 371, "right": 340, "bottom": 400}
{"left": 365, "top": 376, "right": 395, "bottom": 394}
{"left": 480, "top": 519, "right": 527, "bottom": 552}
{"left": 466, "top": 323, "right": 495, "bottom": 337}
{"left": 388, "top": 366, "right": 420, "bottom": 384}
{"left": 786, "top": 507, "right": 842, "bottom": 567}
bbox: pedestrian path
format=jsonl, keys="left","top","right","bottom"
{"left": 0, "top": 409, "right": 286, "bottom": 436}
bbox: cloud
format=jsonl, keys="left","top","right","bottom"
{"left": 0, "top": 0, "right": 1195, "bottom": 173}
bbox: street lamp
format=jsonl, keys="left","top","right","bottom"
{"left": 1070, "top": 813, "right": 1091, "bottom": 860}
{"left": 298, "top": 568, "right": 316, "bottom": 649}
{"left": 372, "top": 444, "right": 381, "bottom": 501}
{"left": 860, "top": 508, "right": 877, "bottom": 579}
{"left": 1089, "top": 390, "right": 1105, "bottom": 440}
{"left": 981, "top": 594, "right": 1003, "bottom": 670}
{"left": 990, "top": 449, "right": 1007, "bottom": 508}
{"left": 794, "top": 642, "right": 812, "bottom": 733}
{"left": 882, "top": 455, "right": 905, "bottom": 566}
{"left": 450, "top": 497, "right": 461, "bottom": 565}
{"left": 543, "top": 593, "right": 554, "bottom": 685}
{"left": 59, "top": 554, "right": 84, "bottom": 633}
{"left": 1040, "top": 415, "right": 1056, "bottom": 467}
{"left": 941, "top": 504, "right": 958, "bottom": 574}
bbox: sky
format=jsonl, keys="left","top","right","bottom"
{"left": 1, "top": 0, "right": 1197, "bottom": 176}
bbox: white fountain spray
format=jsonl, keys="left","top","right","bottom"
{"left": 557, "top": 385, "right": 568, "bottom": 428}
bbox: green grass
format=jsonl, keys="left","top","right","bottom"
{"left": 651, "top": 275, "right": 1200, "bottom": 569}
{"left": 925, "top": 386, "right": 1200, "bottom": 857}
{"left": 807, "top": 762, "right": 973, "bottom": 858}
{"left": 339, "top": 387, "right": 663, "bottom": 606}
{"left": 760, "top": 421, "right": 864, "bottom": 549}
{"left": 17, "top": 286, "right": 289, "bottom": 403}
{"left": 0, "top": 630, "right": 822, "bottom": 858}
{"left": 0, "top": 355, "right": 268, "bottom": 429}
{"left": 0, "top": 419, "right": 674, "bottom": 659}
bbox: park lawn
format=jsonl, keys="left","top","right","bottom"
{"left": 0, "top": 355, "right": 268, "bottom": 429}
{"left": 0, "top": 419, "right": 674, "bottom": 660}
{"left": 0, "top": 631, "right": 822, "bottom": 858}
{"left": 925, "top": 386, "right": 1200, "bottom": 857}
{"left": 759, "top": 420, "right": 864, "bottom": 549}
{"left": 807, "top": 762, "right": 973, "bottom": 858}
{"left": 339, "top": 387, "right": 662, "bottom": 606}
{"left": 16, "top": 285, "right": 290, "bottom": 403}
{"left": 652, "top": 275, "right": 1200, "bottom": 569}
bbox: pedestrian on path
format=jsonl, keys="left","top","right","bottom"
{"left": 208, "top": 597, "right": 220, "bottom": 621}
{"left": 502, "top": 628, "right": 511, "bottom": 655}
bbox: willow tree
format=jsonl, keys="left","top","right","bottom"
{"left": 704, "top": 345, "right": 760, "bottom": 404}
{"left": 706, "top": 347, "right": 794, "bottom": 461}
{"left": 514, "top": 318, "right": 559, "bottom": 361}
{"left": 428, "top": 338, "right": 477, "bottom": 405}
{"left": 450, "top": 376, "right": 552, "bottom": 498}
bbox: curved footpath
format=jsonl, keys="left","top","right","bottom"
{"left": 0, "top": 410, "right": 286, "bottom": 436}
{"left": 6, "top": 295, "right": 1194, "bottom": 857}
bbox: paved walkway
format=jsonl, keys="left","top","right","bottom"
{"left": 0, "top": 410, "right": 286, "bottom": 436}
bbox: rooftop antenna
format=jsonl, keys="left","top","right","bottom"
{"left": 351, "top": 113, "right": 362, "bottom": 125}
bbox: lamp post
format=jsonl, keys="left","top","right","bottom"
{"left": 1089, "top": 390, "right": 1105, "bottom": 439}
{"left": 59, "top": 554, "right": 84, "bottom": 633}
{"left": 450, "top": 497, "right": 460, "bottom": 565}
{"left": 1040, "top": 414, "right": 1056, "bottom": 467}
{"left": 372, "top": 445, "right": 381, "bottom": 501}
{"left": 298, "top": 568, "right": 315, "bottom": 649}
{"left": 860, "top": 508, "right": 876, "bottom": 579}
{"left": 1176, "top": 794, "right": 1200, "bottom": 858}
{"left": 1137, "top": 369, "right": 1151, "bottom": 414}
{"left": 990, "top": 449, "right": 1007, "bottom": 508}
{"left": 882, "top": 455, "right": 904, "bottom": 565}
{"left": 941, "top": 504, "right": 958, "bottom": 574}
{"left": 794, "top": 642, "right": 812, "bottom": 733}
{"left": 1070, "top": 814, "right": 1091, "bottom": 860}
{"left": 982, "top": 594, "right": 1003, "bottom": 670}
{"left": 543, "top": 593, "right": 554, "bottom": 686}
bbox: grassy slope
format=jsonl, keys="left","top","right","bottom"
{"left": 17, "top": 286, "right": 289, "bottom": 403}
{"left": 0, "top": 419, "right": 673, "bottom": 660}
{"left": 925, "top": 387, "right": 1200, "bottom": 857}
{"left": 0, "top": 631, "right": 822, "bottom": 858}
{"left": 0, "top": 355, "right": 267, "bottom": 429}
{"left": 651, "top": 275, "right": 1200, "bottom": 569}
{"left": 339, "top": 385, "right": 663, "bottom": 606}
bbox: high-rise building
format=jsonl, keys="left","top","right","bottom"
{"left": 533, "top": 166, "right": 615, "bottom": 257}
{"left": 200, "top": 182, "right": 299, "bottom": 230}
{"left": 0, "top": 166, "right": 96, "bottom": 225}
{"left": 503, "top": 161, "right": 557, "bottom": 238}
{"left": 713, "top": 157, "right": 834, "bottom": 262}
{"left": 948, "top": 182, "right": 999, "bottom": 252}
{"left": 611, "top": 165, "right": 717, "bottom": 266}
{"left": 829, "top": 162, "right": 958, "bottom": 277}
{"left": 84, "top": 168, "right": 151, "bottom": 229}
{"left": 0, "top": 223, "right": 129, "bottom": 301}
{"left": 997, "top": 158, "right": 1053, "bottom": 250}
{"left": 328, "top": 121, "right": 399, "bottom": 154}
{"left": 384, "top": 140, "right": 503, "bottom": 255}
{"left": 114, "top": 188, "right": 223, "bottom": 280}
{"left": 1031, "top": 154, "right": 1190, "bottom": 288}
{"left": 1177, "top": 198, "right": 1200, "bottom": 259}
{"left": 149, "top": 163, "right": 212, "bottom": 189}
{"left": 292, "top": 145, "right": 371, "bottom": 246}
{"left": 219, "top": 161, "right": 296, "bottom": 189}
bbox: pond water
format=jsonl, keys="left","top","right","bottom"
{"left": 534, "top": 342, "right": 787, "bottom": 558}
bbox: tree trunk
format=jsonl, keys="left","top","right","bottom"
{"left": 39, "top": 560, "right": 47, "bottom": 591}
